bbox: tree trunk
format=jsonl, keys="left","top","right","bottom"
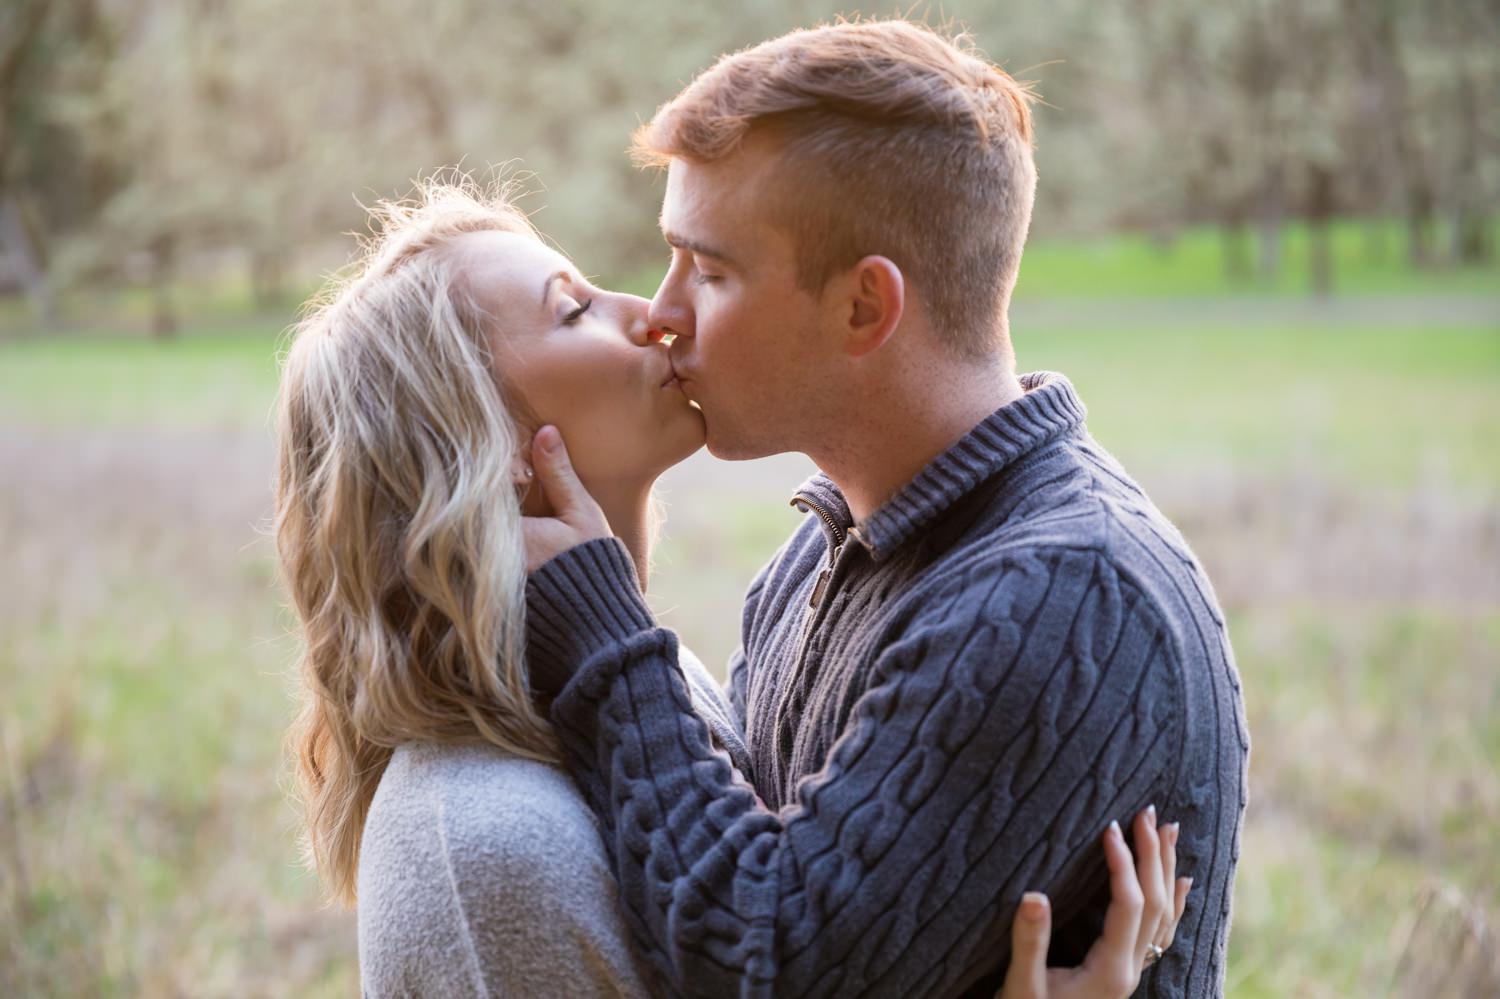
{"left": 1307, "top": 165, "right": 1336, "bottom": 298}
{"left": 0, "top": 191, "right": 56, "bottom": 327}
{"left": 1453, "top": 213, "right": 1493, "bottom": 265}
{"left": 148, "top": 235, "right": 178, "bottom": 340}
{"left": 1257, "top": 164, "right": 1285, "bottom": 279}
{"left": 1406, "top": 183, "right": 1436, "bottom": 268}
{"left": 1448, "top": 70, "right": 1491, "bottom": 265}
{"left": 1221, "top": 211, "right": 1251, "bottom": 282}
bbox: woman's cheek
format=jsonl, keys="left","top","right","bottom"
{"left": 580, "top": 382, "right": 640, "bottom": 479}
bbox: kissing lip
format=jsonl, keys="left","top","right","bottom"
{"left": 661, "top": 355, "right": 685, "bottom": 389}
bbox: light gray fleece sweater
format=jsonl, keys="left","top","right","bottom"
{"left": 357, "top": 649, "right": 750, "bottom": 998}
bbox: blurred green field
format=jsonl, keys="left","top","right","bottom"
{"left": 1013, "top": 218, "right": 1500, "bottom": 299}
{"left": 3, "top": 319, "right": 1496, "bottom": 492}
{"left": 2, "top": 240, "right": 1498, "bottom": 995}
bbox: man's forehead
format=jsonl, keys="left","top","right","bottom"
{"left": 662, "top": 158, "right": 741, "bottom": 227}
{"left": 660, "top": 148, "right": 779, "bottom": 245}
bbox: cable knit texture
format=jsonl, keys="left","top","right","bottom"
{"left": 525, "top": 372, "right": 1250, "bottom": 998}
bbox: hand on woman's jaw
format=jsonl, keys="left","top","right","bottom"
{"left": 518, "top": 425, "right": 658, "bottom": 590}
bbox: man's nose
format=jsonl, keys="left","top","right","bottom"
{"left": 648, "top": 276, "right": 693, "bottom": 340}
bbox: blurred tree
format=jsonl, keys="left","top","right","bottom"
{"left": 0, "top": 0, "right": 52, "bottom": 321}
{"left": 3, "top": 0, "right": 1495, "bottom": 325}
{"left": 0, "top": 0, "right": 118, "bottom": 325}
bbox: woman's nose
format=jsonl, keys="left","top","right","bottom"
{"left": 648, "top": 277, "right": 692, "bottom": 341}
{"left": 620, "top": 294, "right": 655, "bottom": 346}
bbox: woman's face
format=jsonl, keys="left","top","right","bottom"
{"left": 455, "top": 230, "right": 705, "bottom": 489}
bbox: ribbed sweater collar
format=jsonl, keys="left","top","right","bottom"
{"left": 791, "top": 371, "right": 1088, "bottom": 561}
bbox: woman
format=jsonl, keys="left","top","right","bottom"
{"left": 274, "top": 179, "right": 1189, "bottom": 997}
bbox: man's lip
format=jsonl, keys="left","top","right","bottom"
{"left": 661, "top": 357, "right": 688, "bottom": 388}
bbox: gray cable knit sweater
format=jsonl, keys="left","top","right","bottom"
{"left": 357, "top": 651, "right": 751, "bottom": 997}
{"left": 525, "top": 372, "right": 1250, "bottom": 997}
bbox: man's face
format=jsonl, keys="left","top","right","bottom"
{"left": 649, "top": 138, "right": 836, "bottom": 461}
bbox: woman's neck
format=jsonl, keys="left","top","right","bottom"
{"left": 589, "top": 478, "right": 655, "bottom": 590}
{"left": 523, "top": 474, "right": 655, "bottom": 590}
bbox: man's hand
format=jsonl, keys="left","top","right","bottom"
{"left": 521, "top": 426, "right": 611, "bottom": 572}
{"left": 999, "top": 807, "right": 1192, "bottom": 999}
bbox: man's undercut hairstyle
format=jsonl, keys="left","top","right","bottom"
{"left": 634, "top": 18, "right": 1037, "bottom": 360}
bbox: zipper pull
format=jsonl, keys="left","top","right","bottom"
{"left": 809, "top": 543, "right": 844, "bottom": 608}
{"left": 809, "top": 567, "right": 831, "bottom": 608}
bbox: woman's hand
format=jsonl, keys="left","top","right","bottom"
{"left": 998, "top": 807, "right": 1192, "bottom": 999}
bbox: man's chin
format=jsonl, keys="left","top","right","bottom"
{"left": 689, "top": 401, "right": 769, "bottom": 461}
{"left": 703, "top": 428, "right": 775, "bottom": 463}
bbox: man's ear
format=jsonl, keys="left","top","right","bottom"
{"left": 842, "top": 255, "right": 905, "bottom": 357}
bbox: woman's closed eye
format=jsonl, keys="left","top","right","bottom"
{"left": 563, "top": 298, "right": 593, "bottom": 323}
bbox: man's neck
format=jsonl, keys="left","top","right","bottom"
{"left": 809, "top": 363, "right": 1026, "bottom": 523}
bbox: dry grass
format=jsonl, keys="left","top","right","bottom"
{"left": 0, "top": 425, "right": 355, "bottom": 996}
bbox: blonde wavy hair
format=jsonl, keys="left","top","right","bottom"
{"left": 275, "top": 178, "right": 557, "bottom": 906}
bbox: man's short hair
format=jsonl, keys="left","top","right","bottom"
{"left": 634, "top": 18, "right": 1037, "bottom": 359}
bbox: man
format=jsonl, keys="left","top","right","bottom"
{"left": 522, "top": 19, "right": 1248, "bottom": 997}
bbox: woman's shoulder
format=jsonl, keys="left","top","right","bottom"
{"left": 359, "top": 742, "right": 649, "bottom": 997}
{"left": 374, "top": 742, "right": 604, "bottom": 868}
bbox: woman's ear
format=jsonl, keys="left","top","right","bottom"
{"left": 843, "top": 255, "right": 905, "bottom": 358}
{"left": 511, "top": 438, "right": 549, "bottom": 515}
{"left": 510, "top": 436, "right": 534, "bottom": 486}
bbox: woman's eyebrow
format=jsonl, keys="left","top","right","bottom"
{"left": 540, "top": 270, "right": 572, "bottom": 306}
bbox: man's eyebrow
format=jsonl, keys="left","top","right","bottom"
{"left": 662, "top": 230, "right": 734, "bottom": 267}
{"left": 540, "top": 270, "right": 571, "bottom": 306}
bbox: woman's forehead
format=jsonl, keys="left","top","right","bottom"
{"left": 454, "top": 230, "right": 572, "bottom": 303}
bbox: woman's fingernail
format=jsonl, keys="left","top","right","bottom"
{"left": 1021, "top": 891, "right": 1049, "bottom": 921}
{"left": 1109, "top": 819, "right": 1122, "bottom": 838}
{"left": 1147, "top": 804, "right": 1157, "bottom": 827}
{"left": 538, "top": 426, "right": 561, "bottom": 453}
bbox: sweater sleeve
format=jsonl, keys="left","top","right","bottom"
{"left": 529, "top": 538, "right": 1183, "bottom": 997}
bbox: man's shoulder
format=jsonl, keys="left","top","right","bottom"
{"left": 907, "top": 535, "right": 1177, "bottom": 648}
{"left": 965, "top": 437, "right": 1210, "bottom": 610}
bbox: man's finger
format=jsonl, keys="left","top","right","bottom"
{"left": 531, "top": 425, "right": 589, "bottom": 519}
{"left": 997, "top": 892, "right": 1050, "bottom": 999}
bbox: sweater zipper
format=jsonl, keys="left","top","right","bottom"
{"left": 790, "top": 494, "right": 847, "bottom": 609}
